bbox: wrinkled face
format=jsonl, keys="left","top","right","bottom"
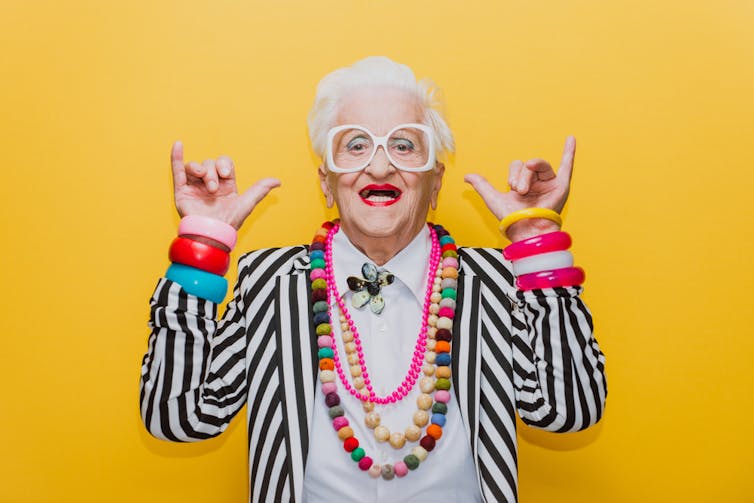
{"left": 319, "top": 87, "right": 444, "bottom": 244}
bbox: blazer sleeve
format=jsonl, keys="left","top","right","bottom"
{"left": 139, "top": 270, "right": 250, "bottom": 442}
{"left": 458, "top": 246, "right": 607, "bottom": 433}
{"left": 511, "top": 285, "right": 607, "bottom": 432}
{"left": 139, "top": 246, "right": 308, "bottom": 442}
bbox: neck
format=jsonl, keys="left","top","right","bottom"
{"left": 338, "top": 220, "right": 426, "bottom": 266}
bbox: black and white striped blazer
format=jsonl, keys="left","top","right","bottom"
{"left": 141, "top": 245, "right": 607, "bottom": 502}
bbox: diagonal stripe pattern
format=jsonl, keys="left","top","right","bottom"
{"left": 140, "top": 243, "right": 606, "bottom": 502}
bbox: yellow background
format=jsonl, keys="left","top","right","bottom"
{"left": 2, "top": 0, "right": 753, "bottom": 501}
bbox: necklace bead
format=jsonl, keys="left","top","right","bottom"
{"left": 413, "top": 410, "right": 429, "bottom": 427}
{"left": 368, "top": 463, "right": 382, "bottom": 478}
{"left": 389, "top": 432, "right": 406, "bottom": 449}
{"left": 405, "top": 424, "right": 422, "bottom": 442}
{"left": 374, "top": 425, "right": 390, "bottom": 442}
{"left": 436, "top": 366, "right": 451, "bottom": 379}
{"left": 337, "top": 426, "right": 354, "bottom": 440}
{"left": 320, "top": 370, "right": 336, "bottom": 383}
{"left": 394, "top": 461, "right": 409, "bottom": 477}
{"left": 417, "top": 393, "right": 433, "bottom": 410}
{"left": 381, "top": 464, "right": 395, "bottom": 480}
{"left": 404, "top": 454, "right": 420, "bottom": 470}
{"left": 419, "top": 377, "right": 434, "bottom": 393}
{"left": 364, "top": 412, "right": 380, "bottom": 428}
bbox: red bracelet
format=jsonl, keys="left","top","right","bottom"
{"left": 169, "top": 237, "right": 231, "bottom": 276}
{"left": 503, "top": 231, "right": 572, "bottom": 261}
{"left": 516, "top": 266, "right": 585, "bottom": 290}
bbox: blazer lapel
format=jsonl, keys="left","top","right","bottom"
{"left": 452, "top": 259, "right": 483, "bottom": 492}
{"left": 274, "top": 254, "right": 318, "bottom": 502}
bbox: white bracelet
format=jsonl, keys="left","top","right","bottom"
{"left": 512, "top": 250, "right": 574, "bottom": 276}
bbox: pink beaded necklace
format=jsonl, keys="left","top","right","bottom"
{"left": 324, "top": 223, "right": 441, "bottom": 405}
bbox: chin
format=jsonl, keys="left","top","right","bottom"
{"left": 336, "top": 197, "right": 430, "bottom": 241}
{"left": 345, "top": 218, "right": 401, "bottom": 237}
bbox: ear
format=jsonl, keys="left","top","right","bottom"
{"left": 318, "top": 164, "right": 335, "bottom": 208}
{"left": 430, "top": 162, "right": 445, "bottom": 210}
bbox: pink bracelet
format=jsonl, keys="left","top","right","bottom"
{"left": 516, "top": 266, "right": 585, "bottom": 290}
{"left": 178, "top": 215, "right": 237, "bottom": 251}
{"left": 503, "top": 231, "right": 572, "bottom": 261}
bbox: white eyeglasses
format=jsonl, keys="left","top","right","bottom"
{"left": 325, "top": 123, "right": 436, "bottom": 173}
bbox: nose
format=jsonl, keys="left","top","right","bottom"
{"left": 364, "top": 146, "right": 395, "bottom": 178}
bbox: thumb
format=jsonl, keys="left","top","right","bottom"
{"left": 464, "top": 174, "right": 504, "bottom": 219}
{"left": 235, "top": 178, "right": 282, "bottom": 225}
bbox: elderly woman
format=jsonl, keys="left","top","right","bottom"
{"left": 140, "top": 56, "right": 606, "bottom": 502}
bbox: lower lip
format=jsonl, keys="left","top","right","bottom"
{"left": 360, "top": 194, "right": 402, "bottom": 207}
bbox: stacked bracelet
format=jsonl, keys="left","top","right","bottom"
{"left": 503, "top": 231, "right": 571, "bottom": 261}
{"left": 178, "top": 215, "right": 238, "bottom": 250}
{"left": 166, "top": 263, "right": 228, "bottom": 304}
{"left": 169, "top": 236, "right": 231, "bottom": 276}
{"left": 164, "top": 215, "right": 237, "bottom": 303}
{"left": 512, "top": 250, "right": 573, "bottom": 276}
{"left": 503, "top": 230, "right": 585, "bottom": 290}
{"left": 499, "top": 208, "right": 562, "bottom": 237}
{"left": 516, "top": 267, "right": 585, "bottom": 290}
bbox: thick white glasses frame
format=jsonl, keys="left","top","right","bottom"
{"left": 325, "top": 123, "right": 436, "bottom": 173}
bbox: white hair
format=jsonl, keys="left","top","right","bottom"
{"left": 307, "top": 56, "right": 455, "bottom": 161}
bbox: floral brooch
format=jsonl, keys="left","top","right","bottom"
{"left": 346, "top": 263, "right": 395, "bottom": 314}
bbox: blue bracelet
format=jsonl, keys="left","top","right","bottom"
{"left": 166, "top": 263, "right": 228, "bottom": 304}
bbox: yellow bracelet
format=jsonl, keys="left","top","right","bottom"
{"left": 499, "top": 208, "right": 562, "bottom": 236}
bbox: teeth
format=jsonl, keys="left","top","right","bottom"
{"left": 360, "top": 189, "right": 400, "bottom": 200}
{"left": 367, "top": 195, "right": 394, "bottom": 202}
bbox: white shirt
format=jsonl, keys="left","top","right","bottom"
{"left": 302, "top": 226, "right": 482, "bottom": 502}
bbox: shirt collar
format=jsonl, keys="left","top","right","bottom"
{"left": 331, "top": 225, "right": 432, "bottom": 305}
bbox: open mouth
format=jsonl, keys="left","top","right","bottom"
{"left": 359, "top": 184, "right": 402, "bottom": 207}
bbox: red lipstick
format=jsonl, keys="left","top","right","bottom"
{"left": 359, "top": 184, "right": 402, "bottom": 207}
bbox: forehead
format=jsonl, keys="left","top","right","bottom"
{"left": 334, "top": 86, "right": 424, "bottom": 135}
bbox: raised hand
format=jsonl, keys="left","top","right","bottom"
{"left": 170, "top": 141, "right": 281, "bottom": 230}
{"left": 464, "top": 136, "right": 576, "bottom": 242}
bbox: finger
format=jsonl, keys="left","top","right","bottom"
{"left": 524, "top": 158, "right": 556, "bottom": 181}
{"left": 508, "top": 160, "right": 523, "bottom": 191}
{"left": 516, "top": 165, "right": 536, "bottom": 195}
{"left": 216, "top": 156, "right": 235, "bottom": 179}
{"left": 463, "top": 174, "right": 504, "bottom": 219}
{"left": 557, "top": 136, "right": 576, "bottom": 188}
{"left": 202, "top": 159, "right": 219, "bottom": 192}
{"left": 186, "top": 161, "right": 205, "bottom": 181}
{"left": 237, "top": 178, "right": 282, "bottom": 218}
{"left": 171, "top": 141, "right": 187, "bottom": 187}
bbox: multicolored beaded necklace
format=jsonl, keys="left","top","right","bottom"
{"left": 309, "top": 221, "right": 459, "bottom": 479}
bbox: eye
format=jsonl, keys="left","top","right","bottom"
{"left": 389, "top": 138, "right": 415, "bottom": 153}
{"left": 346, "top": 135, "right": 371, "bottom": 153}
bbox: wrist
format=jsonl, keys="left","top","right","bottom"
{"left": 505, "top": 219, "right": 561, "bottom": 242}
